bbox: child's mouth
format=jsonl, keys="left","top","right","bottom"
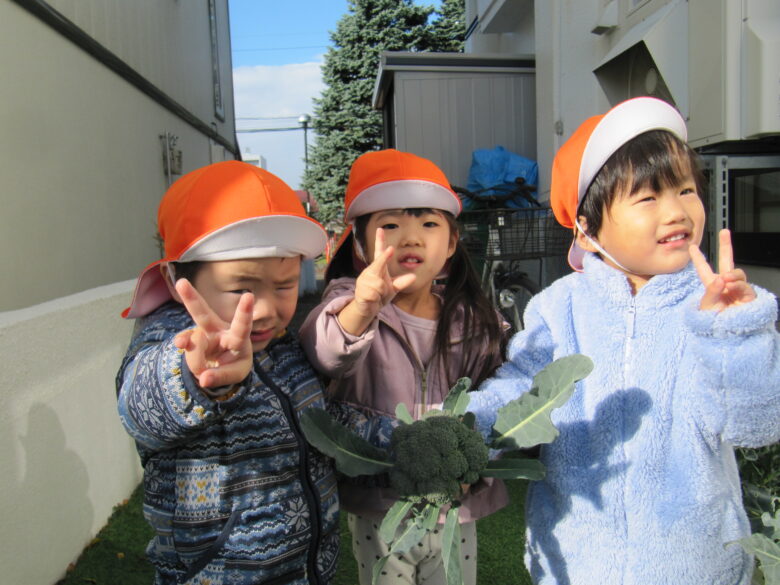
{"left": 398, "top": 254, "right": 423, "bottom": 268}
{"left": 250, "top": 328, "right": 274, "bottom": 343}
{"left": 658, "top": 232, "right": 689, "bottom": 245}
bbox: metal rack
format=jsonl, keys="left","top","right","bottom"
{"left": 459, "top": 206, "right": 571, "bottom": 263}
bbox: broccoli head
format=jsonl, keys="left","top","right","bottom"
{"left": 389, "top": 414, "right": 489, "bottom": 507}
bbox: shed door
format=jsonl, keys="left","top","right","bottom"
{"left": 388, "top": 70, "right": 536, "bottom": 188}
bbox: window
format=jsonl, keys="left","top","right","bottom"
{"left": 729, "top": 167, "right": 780, "bottom": 266}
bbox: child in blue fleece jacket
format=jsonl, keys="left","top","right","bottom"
{"left": 468, "top": 97, "right": 780, "bottom": 585}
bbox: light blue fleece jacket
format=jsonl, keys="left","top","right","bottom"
{"left": 468, "top": 253, "right": 780, "bottom": 585}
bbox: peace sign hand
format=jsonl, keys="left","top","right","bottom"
{"left": 689, "top": 229, "right": 756, "bottom": 312}
{"left": 337, "top": 228, "right": 417, "bottom": 336}
{"left": 173, "top": 278, "right": 254, "bottom": 389}
{"left": 352, "top": 228, "right": 416, "bottom": 319}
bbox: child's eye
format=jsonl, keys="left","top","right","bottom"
{"left": 380, "top": 223, "right": 399, "bottom": 230}
{"left": 230, "top": 289, "right": 251, "bottom": 295}
{"left": 680, "top": 187, "right": 697, "bottom": 196}
{"left": 423, "top": 220, "right": 441, "bottom": 227}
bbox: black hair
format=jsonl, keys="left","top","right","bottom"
{"left": 326, "top": 208, "right": 506, "bottom": 388}
{"left": 578, "top": 129, "right": 705, "bottom": 237}
{"left": 169, "top": 261, "right": 205, "bottom": 284}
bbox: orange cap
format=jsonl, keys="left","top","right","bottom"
{"left": 123, "top": 160, "right": 326, "bottom": 318}
{"left": 344, "top": 149, "right": 461, "bottom": 221}
{"left": 550, "top": 97, "right": 687, "bottom": 270}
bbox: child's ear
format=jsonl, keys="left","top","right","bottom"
{"left": 159, "top": 263, "right": 184, "bottom": 303}
{"left": 575, "top": 217, "right": 600, "bottom": 253}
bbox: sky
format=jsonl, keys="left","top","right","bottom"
{"left": 228, "top": 0, "right": 440, "bottom": 190}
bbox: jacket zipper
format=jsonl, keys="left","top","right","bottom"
{"left": 379, "top": 315, "right": 429, "bottom": 418}
{"left": 420, "top": 369, "right": 428, "bottom": 417}
{"left": 626, "top": 299, "right": 636, "bottom": 340}
{"left": 620, "top": 297, "right": 636, "bottom": 581}
{"left": 256, "top": 366, "right": 324, "bottom": 585}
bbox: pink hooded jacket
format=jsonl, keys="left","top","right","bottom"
{"left": 299, "top": 277, "right": 509, "bottom": 522}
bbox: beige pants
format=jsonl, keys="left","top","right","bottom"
{"left": 348, "top": 512, "right": 478, "bottom": 585}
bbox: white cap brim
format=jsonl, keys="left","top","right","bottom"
{"left": 345, "top": 180, "right": 461, "bottom": 221}
{"left": 181, "top": 215, "right": 326, "bottom": 262}
{"left": 577, "top": 97, "right": 687, "bottom": 205}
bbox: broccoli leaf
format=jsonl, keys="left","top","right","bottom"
{"left": 393, "top": 504, "right": 439, "bottom": 554}
{"left": 371, "top": 556, "right": 390, "bottom": 585}
{"left": 379, "top": 499, "right": 415, "bottom": 544}
{"left": 482, "top": 457, "right": 546, "bottom": 480}
{"left": 443, "top": 377, "right": 472, "bottom": 416}
{"left": 737, "top": 533, "right": 780, "bottom": 584}
{"left": 396, "top": 402, "right": 414, "bottom": 424}
{"left": 299, "top": 409, "right": 393, "bottom": 477}
{"left": 417, "top": 502, "right": 441, "bottom": 532}
{"left": 441, "top": 505, "right": 463, "bottom": 585}
{"left": 763, "top": 511, "right": 780, "bottom": 539}
{"left": 491, "top": 354, "right": 593, "bottom": 450}
{"left": 372, "top": 504, "right": 441, "bottom": 584}
{"left": 461, "top": 412, "right": 476, "bottom": 430}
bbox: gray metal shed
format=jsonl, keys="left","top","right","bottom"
{"left": 373, "top": 51, "right": 537, "bottom": 189}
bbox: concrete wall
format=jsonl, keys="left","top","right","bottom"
{"left": 0, "top": 281, "right": 141, "bottom": 585}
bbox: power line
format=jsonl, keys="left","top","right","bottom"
{"left": 237, "top": 126, "right": 305, "bottom": 133}
{"left": 236, "top": 115, "right": 303, "bottom": 121}
{"left": 232, "top": 45, "right": 326, "bottom": 53}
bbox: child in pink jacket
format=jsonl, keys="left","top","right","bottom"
{"left": 300, "top": 149, "right": 508, "bottom": 585}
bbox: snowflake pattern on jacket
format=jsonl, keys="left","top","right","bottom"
{"left": 117, "top": 302, "right": 339, "bottom": 585}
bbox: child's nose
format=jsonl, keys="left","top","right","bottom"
{"left": 252, "top": 295, "right": 275, "bottom": 322}
{"left": 398, "top": 227, "right": 422, "bottom": 246}
{"left": 661, "top": 194, "right": 688, "bottom": 223}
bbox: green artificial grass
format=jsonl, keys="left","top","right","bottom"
{"left": 56, "top": 483, "right": 155, "bottom": 584}
{"left": 58, "top": 480, "right": 531, "bottom": 585}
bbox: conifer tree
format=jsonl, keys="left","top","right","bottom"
{"left": 430, "top": 0, "right": 466, "bottom": 52}
{"left": 302, "top": 0, "right": 465, "bottom": 225}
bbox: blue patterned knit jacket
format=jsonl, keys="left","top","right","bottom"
{"left": 469, "top": 254, "right": 780, "bottom": 585}
{"left": 117, "top": 302, "right": 339, "bottom": 585}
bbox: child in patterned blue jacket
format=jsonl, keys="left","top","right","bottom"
{"left": 116, "top": 161, "right": 339, "bottom": 585}
{"left": 468, "top": 97, "right": 780, "bottom": 585}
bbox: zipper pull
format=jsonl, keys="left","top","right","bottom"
{"left": 626, "top": 303, "right": 636, "bottom": 338}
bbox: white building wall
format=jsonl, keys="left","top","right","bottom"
{"left": 0, "top": 1, "right": 237, "bottom": 581}
{"left": 0, "top": 0, "right": 236, "bottom": 311}
{"left": 44, "top": 0, "right": 236, "bottom": 134}
{"left": 464, "top": 0, "right": 780, "bottom": 297}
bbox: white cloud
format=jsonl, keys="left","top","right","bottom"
{"left": 232, "top": 61, "right": 324, "bottom": 189}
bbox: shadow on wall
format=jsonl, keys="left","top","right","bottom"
{"left": 0, "top": 282, "right": 142, "bottom": 584}
{"left": 0, "top": 403, "right": 94, "bottom": 581}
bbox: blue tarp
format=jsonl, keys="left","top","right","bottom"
{"left": 464, "top": 146, "right": 539, "bottom": 209}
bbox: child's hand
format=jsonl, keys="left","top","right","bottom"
{"left": 690, "top": 229, "right": 756, "bottom": 312}
{"left": 173, "top": 279, "right": 254, "bottom": 389}
{"left": 352, "top": 228, "right": 416, "bottom": 319}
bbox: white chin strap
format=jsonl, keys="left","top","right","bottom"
{"left": 574, "top": 218, "right": 636, "bottom": 275}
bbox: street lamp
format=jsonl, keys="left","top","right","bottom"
{"left": 298, "top": 114, "right": 311, "bottom": 173}
{"left": 298, "top": 114, "right": 312, "bottom": 213}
